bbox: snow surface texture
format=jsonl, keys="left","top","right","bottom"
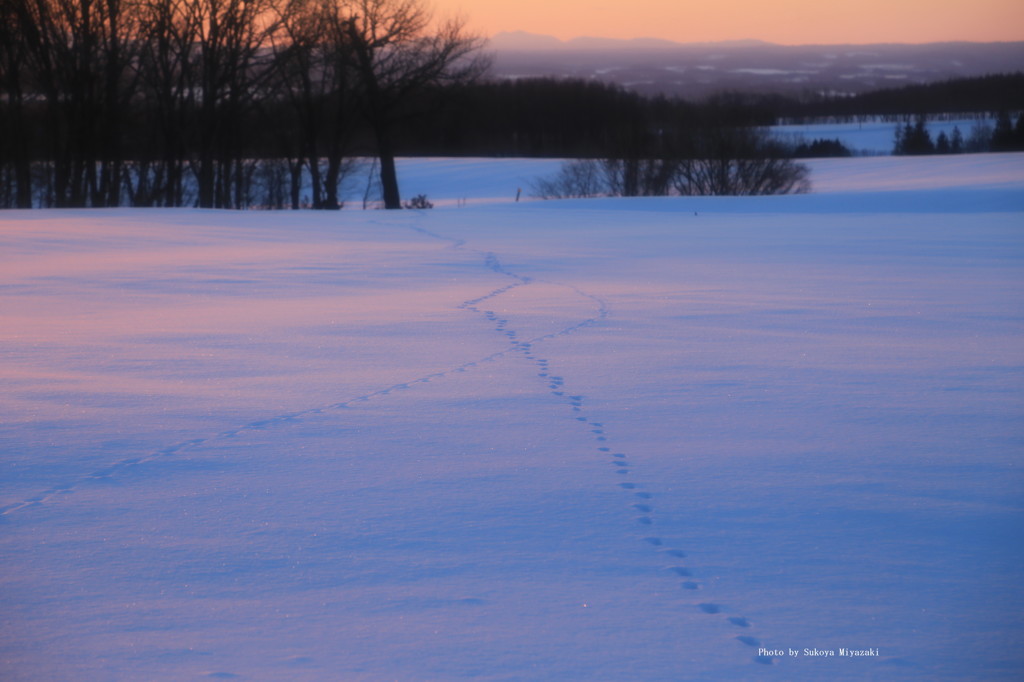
{"left": 1, "top": 155, "right": 1023, "bottom": 681}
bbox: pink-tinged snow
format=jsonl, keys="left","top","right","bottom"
{"left": 1, "top": 154, "right": 1023, "bottom": 681}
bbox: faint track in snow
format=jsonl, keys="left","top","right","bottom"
{"left": 0, "top": 326, "right": 567, "bottom": 518}
{"left": 407, "top": 219, "right": 779, "bottom": 667}
{"left": 0, "top": 227, "right": 601, "bottom": 519}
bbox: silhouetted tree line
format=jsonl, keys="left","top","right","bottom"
{"left": 394, "top": 80, "right": 778, "bottom": 157}
{"left": 893, "top": 111, "right": 1024, "bottom": 155}
{"left": 769, "top": 73, "right": 1024, "bottom": 123}
{"left": 369, "top": 74, "right": 1024, "bottom": 157}
{"left": 0, "top": 0, "right": 486, "bottom": 209}
{"left": 3, "top": 1, "right": 1020, "bottom": 211}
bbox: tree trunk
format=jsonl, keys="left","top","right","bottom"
{"left": 324, "top": 154, "right": 342, "bottom": 210}
{"left": 374, "top": 120, "right": 401, "bottom": 209}
{"left": 10, "top": 93, "right": 33, "bottom": 207}
{"left": 289, "top": 159, "right": 302, "bottom": 210}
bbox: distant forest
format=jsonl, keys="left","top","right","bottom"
{"left": 770, "top": 73, "right": 1024, "bottom": 122}
{"left": 1, "top": 0, "right": 1022, "bottom": 209}
{"left": 396, "top": 73, "right": 1024, "bottom": 156}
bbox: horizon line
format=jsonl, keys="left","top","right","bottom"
{"left": 486, "top": 30, "right": 1024, "bottom": 49}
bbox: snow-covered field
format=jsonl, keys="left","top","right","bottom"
{"left": 1, "top": 154, "right": 1023, "bottom": 681}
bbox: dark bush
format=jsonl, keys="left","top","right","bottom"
{"left": 793, "top": 138, "right": 852, "bottom": 158}
{"left": 534, "top": 127, "right": 810, "bottom": 199}
{"left": 403, "top": 194, "right": 434, "bottom": 209}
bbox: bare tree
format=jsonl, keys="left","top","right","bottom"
{"left": 602, "top": 157, "right": 677, "bottom": 197}
{"left": 11, "top": 0, "right": 141, "bottom": 206}
{"left": 534, "top": 127, "right": 810, "bottom": 199}
{"left": 267, "top": 0, "right": 359, "bottom": 209}
{"left": 185, "top": 0, "right": 282, "bottom": 208}
{"left": 342, "top": 0, "right": 488, "bottom": 208}
{"left": 135, "top": 0, "right": 200, "bottom": 206}
{"left": 531, "top": 159, "right": 605, "bottom": 199}
{"left": 672, "top": 126, "right": 810, "bottom": 196}
{"left": 0, "top": 0, "right": 34, "bottom": 206}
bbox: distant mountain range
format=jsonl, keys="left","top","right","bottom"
{"left": 486, "top": 32, "right": 1024, "bottom": 98}
{"left": 489, "top": 31, "right": 773, "bottom": 52}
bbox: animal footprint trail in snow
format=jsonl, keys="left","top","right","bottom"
{"left": 450, "top": 236, "right": 778, "bottom": 668}
{"left": 1, "top": 263, "right": 543, "bottom": 518}
{"left": 0, "top": 324, "right": 537, "bottom": 518}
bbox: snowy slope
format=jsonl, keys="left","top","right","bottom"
{"left": 1, "top": 154, "right": 1023, "bottom": 681}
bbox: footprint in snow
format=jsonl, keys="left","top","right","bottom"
{"left": 460, "top": 255, "right": 768, "bottom": 665}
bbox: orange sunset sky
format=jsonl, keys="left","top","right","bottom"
{"left": 433, "top": 0, "right": 1024, "bottom": 45}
